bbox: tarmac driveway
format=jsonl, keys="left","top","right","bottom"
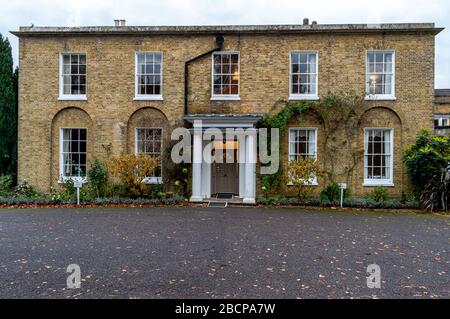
{"left": 0, "top": 207, "right": 448, "bottom": 299}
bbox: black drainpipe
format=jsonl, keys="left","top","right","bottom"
{"left": 184, "top": 35, "right": 224, "bottom": 115}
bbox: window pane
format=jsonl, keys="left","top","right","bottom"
{"left": 299, "top": 64, "right": 308, "bottom": 73}
{"left": 71, "top": 55, "right": 79, "bottom": 64}
{"left": 299, "top": 53, "right": 308, "bottom": 63}
{"left": 63, "top": 65, "right": 71, "bottom": 75}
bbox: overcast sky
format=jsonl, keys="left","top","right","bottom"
{"left": 1, "top": 0, "right": 449, "bottom": 88}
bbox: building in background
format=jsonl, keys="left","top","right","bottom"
{"left": 434, "top": 89, "right": 450, "bottom": 136}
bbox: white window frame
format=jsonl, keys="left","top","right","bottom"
{"left": 289, "top": 51, "right": 319, "bottom": 101}
{"left": 363, "top": 128, "right": 394, "bottom": 187}
{"left": 211, "top": 51, "right": 241, "bottom": 101}
{"left": 59, "top": 127, "right": 88, "bottom": 183}
{"left": 288, "top": 128, "right": 318, "bottom": 186}
{"left": 59, "top": 53, "right": 88, "bottom": 101}
{"left": 135, "top": 127, "right": 163, "bottom": 184}
{"left": 365, "top": 50, "right": 396, "bottom": 101}
{"left": 134, "top": 52, "right": 164, "bottom": 101}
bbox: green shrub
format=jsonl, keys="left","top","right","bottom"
{"left": 368, "top": 186, "right": 390, "bottom": 202}
{"left": 320, "top": 182, "right": 342, "bottom": 202}
{"left": 0, "top": 175, "right": 14, "bottom": 196}
{"left": 404, "top": 130, "right": 450, "bottom": 195}
{"left": 420, "top": 165, "right": 449, "bottom": 212}
{"left": 14, "top": 180, "right": 39, "bottom": 197}
{"left": 105, "top": 183, "right": 127, "bottom": 197}
{"left": 88, "top": 159, "right": 108, "bottom": 198}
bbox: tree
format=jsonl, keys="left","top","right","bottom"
{"left": 0, "top": 33, "right": 18, "bottom": 180}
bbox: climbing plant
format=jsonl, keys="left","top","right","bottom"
{"left": 258, "top": 91, "right": 365, "bottom": 193}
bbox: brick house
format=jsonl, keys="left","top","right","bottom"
{"left": 435, "top": 89, "right": 450, "bottom": 136}
{"left": 11, "top": 22, "right": 443, "bottom": 202}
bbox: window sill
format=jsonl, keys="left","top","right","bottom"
{"left": 142, "top": 177, "right": 163, "bottom": 185}
{"left": 211, "top": 96, "right": 241, "bottom": 101}
{"left": 363, "top": 181, "right": 394, "bottom": 187}
{"left": 287, "top": 181, "right": 319, "bottom": 187}
{"left": 134, "top": 95, "right": 164, "bottom": 101}
{"left": 58, "top": 95, "right": 87, "bottom": 101}
{"left": 365, "top": 95, "right": 396, "bottom": 101}
{"left": 289, "top": 95, "right": 320, "bottom": 101}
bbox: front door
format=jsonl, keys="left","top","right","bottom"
{"left": 211, "top": 141, "right": 239, "bottom": 195}
{"left": 212, "top": 162, "right": 239, "bottom": 195}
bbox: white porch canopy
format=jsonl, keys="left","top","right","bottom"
{"left": 184, "top": 114, "right": 263, "bottom": 204}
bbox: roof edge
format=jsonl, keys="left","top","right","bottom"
{"left": 10, "top": 23, "right": 444, "bottom": 37}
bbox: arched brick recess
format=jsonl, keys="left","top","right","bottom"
{"left": 50, "top": 107, "right": 94, "bottom": 188}
{"left": 354, "top": 107, "right": 404, "bottom": 198}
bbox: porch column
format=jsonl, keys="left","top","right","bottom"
{"left": 238, "top": 138, "right": 245, "bottom": 199}
{"left": 243, "top": 129, "right": 257, "bottom": 204}
{"left": 190, "top": 127, "right": 203, "bottom": 202}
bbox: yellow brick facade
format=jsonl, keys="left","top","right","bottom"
{"left": 15, "top": 26, "right": 438, "bottom": 198}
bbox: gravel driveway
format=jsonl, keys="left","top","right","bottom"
{"left": 0, "top": 207, "right": 448, "bottom": 299}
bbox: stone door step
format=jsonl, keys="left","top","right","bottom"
{"left": 208, "top": 201, "right": 228, "bottom": 208}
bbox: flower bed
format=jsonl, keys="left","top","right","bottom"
{"left": 0, "top": 195, "right": 186, "bottom": 209}
{"left": 257, "top": 196, "right": 421, "bottom": 210}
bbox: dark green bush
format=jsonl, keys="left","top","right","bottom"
{"left": 368, "top": 186, "right": 390, "bottom": 202}
{"left": 404, "top": 130, "right": 450, "bottom": 196}
{"left": 88, "top": 159, "right": 108, "bottom": 198}
{"left": 320, "top": 182, "right": 343, "bottom": 202}
{"left": 0, "top": 175, "right": 14, "bottom": 196}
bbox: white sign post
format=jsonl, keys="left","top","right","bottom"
{"left": 338, "top": 183, "right": 347, "bottom": 208}
{"left": 73, "top": 179, "right": 83, "bottom": 206}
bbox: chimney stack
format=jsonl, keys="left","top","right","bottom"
{"left": 303, "top": 18, "right": 310, "bottom": 25}
{"left": 114, "top": 19, "right": 126, "bottom": 27}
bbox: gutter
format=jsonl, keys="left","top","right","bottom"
{"left": 184, "top": 35, "right": 224, "bottom": 115}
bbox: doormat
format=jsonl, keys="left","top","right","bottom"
{"left": 208, "top": 201, "right": 228, "bottom": 208}
{"left": 216, "top": 193, "right": 234, "bottom": 199}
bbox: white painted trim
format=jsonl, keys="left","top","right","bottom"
{"left": 289, "top": 95, "right": 320, "bottom": 101}
{"left": 58, "top": 96, "right": 88, "bottom": 101}
{"left": 134, "top": 51, "right": 164, "bottom": 100}
{"left": 289, "top": 50, "right": 319, "bottom": 100}
{"left": 363, "top": 128, "right": 394, "bottom": 187}
{"left": 210, "top": 96, "right": 241, "bottom": 101}
{"left": 365, "top": 95, "right": 396, "bottom": 101}
{"left": 134, "top": 127, "right": 164, "bottom": 184}
{"left": 365, "top": 50, "right": 396, "bottom": 99}
{"left": 59, "top": 52, "right": 88, "bottom": 100}
{"left": 211, "top": 51, "right": 240, "bottom": 100}
{"left": 59, "top": 127, "right": 88, "bottom": 183}
{"left": 133, "top": 96, "right": 163, "bottom": 101}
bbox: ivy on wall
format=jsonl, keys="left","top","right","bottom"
{"left": 258, "top": 91, "right": 366, "bottom": 194}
